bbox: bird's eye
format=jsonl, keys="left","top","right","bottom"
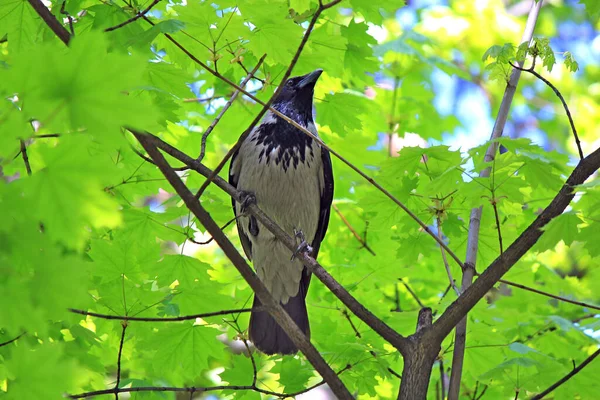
{"left": 286, "top": 80, "right": 294, "bottom": 87}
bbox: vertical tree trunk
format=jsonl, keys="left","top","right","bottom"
{"left": 398, "top": 340, "right": 439, "bottom": 400}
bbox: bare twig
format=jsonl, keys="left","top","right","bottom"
{"left": 490, "top": 197, "right": 504, "bottom": 254}
{"left": 69, "top": 307, "right": 257, "bottom": 321}
{"left": 114, "top": 323, "right": 127, "bottom": 399}
{"left": 27, "top": 0, "right": 71, "bottom": 45}
{"left": 437, "top": 217, "right": 460, "bottom": 295}
{"left": 399, "top": 278, "right": 425, "bottom": 309}
{"left": 198, "top": 54, "right": 266, "bottom": 162}
{"left": 193, "top": 1, "right": 341, "bottom": 199}
{"left": 134, "top": 132, "right": 353, "bottom": 399}
{"left": 105, "top": 0, "right": 162, "bottom": 32}
{"left": 446, "top": 2, "right": 544, "bottom": 398}
{"left": 69, "top": 364, "right": 353, "bottom": 399}
{"left": 0, "top": 332, "right": 25, "bottom": 348}
{"left": 496, "top": 278, "right": 600, "bottom": 312}
{"left": 60, "top": 1, "right": 74, "bottom": 35}
{"left": 341, "top": 309, "right": 362, "bottom": 338}
{"left": 531, "top": 348, "right": 600, "bottom": 399}
{"left": 439, "top": 359, "right": 446, "bottom": 400}
{"left": 509, "top": 61, "right": 584, "bottom": 159}
{"left": 332, "top": 204, "right": 376, "bottom": 256}
{"left": 20, "top": 140, "right": 32, "bottom": 176}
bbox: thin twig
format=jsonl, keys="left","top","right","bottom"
{"left": 490, "top": 198, "right": 504, "bottom": 254}
{"left": 60, "top": 1, "right": 74, "bottom": 35}
{"left": 69, "top": 307, "right": 257, "bottom": 321}
{"left": 509, "top": 61, "right": 584, "bottom": 160}
{"left": 105, "top": 0, "right": 162, "bottom": 32}
{"left": 0, "top": 332, "right": 25, "bottom": 348}
{"left": 332, "top": 204, "right": 376, "bottom": 255}
{"left": 439, "top": 359, "right": 446, "bottom": 400}
{"left": 68, "top": 364, "right": 353, "bottom": 399}
{"left": 130, "top": 145, "right": 189, "bottom": 171}
{"left": 437, "top": 217, "right": 460, "bottom": 295}
{"left": 20, "top": 139, "right": 32, "bottom": 176}
{"left": 114, "top": 323, "right": 127, "bottom": 399}
{"left": 399, "top": 278, "right": 425, "bottom": 309}
{"left": 198, "top": 54, "right": 266, "bottom": 162}
{"left": 530, "top": 348, "right": 600, "bottom": 399}
{"left": 496, "top": 278, "right": 600, "bottom": 312}
{"left": 341, "top": 309, "right": 362, "bottom": 338}
{"left": 193, "top": 1, "right": 341, "bottom": 200}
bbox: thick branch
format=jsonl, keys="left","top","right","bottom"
{"left": 134, "top": 131, "right": 409, "bottom": 353}
{"left": 27, "top": 0, "right": 71, "bottom": 45}
{"left": 134, "top": 132, "right": 352, "bottom": 399}
{"left": 447, "top": 2, "right": 544, "bottom": 398}
{"left": 432, "top": 146, "right": 600, "bottom": 341}
{"left": 531, "top": 348, "right": 600, "bottom": 399}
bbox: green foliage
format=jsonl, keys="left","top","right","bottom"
{"left": 1, "top": 0, "right": 599, "bottom": 399}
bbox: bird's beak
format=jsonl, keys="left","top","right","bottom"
{"left": 298, "top": 69, "right": 323, "bottom": 89}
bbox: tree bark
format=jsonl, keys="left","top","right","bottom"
{"left": 397, "top": 337, "right": 439, "bottom": 400}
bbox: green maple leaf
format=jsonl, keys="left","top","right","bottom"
{"left": 23, "top": 138, "right": 122, "bottom": 249}
{"left": 146, "top": 323, "right": 226, "bottom": 383}
{"left": 535, "top": 213, "right": 581, "bottom": 252}
{"left": 5, "top": 343, "right": 78, "bottom": 399}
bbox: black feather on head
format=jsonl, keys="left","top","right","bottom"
{"left": 272, "top": 69, "right": 322, "bottom": 125}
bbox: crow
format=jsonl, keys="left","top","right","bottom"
{"left": 229, "top": 69, "right": 334, "bottom": 355}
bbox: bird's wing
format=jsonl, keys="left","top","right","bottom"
{"left": 311, "top": 146, "right": 334, "bottom": 258}
{"left": 229, "top": 149, "right": 253, "bottom": 261}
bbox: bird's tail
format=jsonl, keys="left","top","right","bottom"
{"left": 249, "top": 291, "right": 310, "bottom": 355}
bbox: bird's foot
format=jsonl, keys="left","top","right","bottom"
{"left": 239, "top": 190, "right": 256, "bottom": 214}
{"left": 291, "top": 228, "right": 312, "bottom": 261}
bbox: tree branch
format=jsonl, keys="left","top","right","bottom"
{"left": 68, "top": 364, "right": 353, "bottom": 399}
{"left": 332, "top": 204, "right": 376, "bottom": 256}
{"left": 105, "top": 0, "right": 162, "bottom": 32}
{"left": 446, "top": 2, "right": 544, "bottom": 398}
{"left": 69, "top": 308, "right": 257, "bottom": 322}
{"left": 432, "top": 146, "right": 600, "bottom": 341}
{"left": 496, "top": 278, "right": 600, "bottom": 312}
{"left": 20, "top": 139, "right": 32, "bottom": 176}
{"left": 138, "top": 3, "right": 464, "bottom": 267}
{"left": 0, "top": 332, "right": 25, "bottom": 348}
{"left": 531, "top": 348, "right": 600, "bottom": 399}
{"left": 133, "top": 131, "right": 409, "bottom": 353}
{"left": 114, "top": 323, "right": 127, "bottom": 399}
{"left": 134, "top": 132, "right": 353, "bottom": 399}
{"left": 193, "top": 1, "right": 340, "bottom": 199}
{"left": 198, "top": 54, "right": 266, "bottom": 162}
{"left": 509, "top": 61, "right": 584, "bottom": 160}
{"left": 27, "top": 0, "right": 71, "bottom": 45}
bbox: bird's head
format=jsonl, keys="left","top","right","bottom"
{"left": 271, "top": 69, "right": 322, "bottom": 125}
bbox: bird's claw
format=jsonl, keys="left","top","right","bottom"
{"left": 291, "top": 228, "right": 312, "bottom": 261}
{"left": 239, "top": 190, "right": 256, "bottom": 213}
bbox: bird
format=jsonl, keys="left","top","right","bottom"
{"left": 229, "top": 69, "right": 334, "bottom": 355}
